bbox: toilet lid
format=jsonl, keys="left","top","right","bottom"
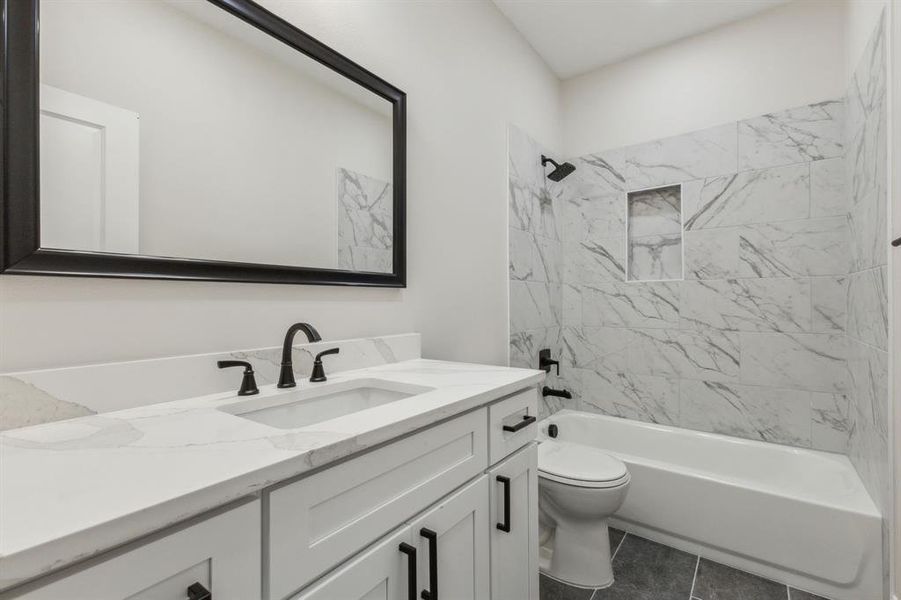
{"left": 538, "top": 440, "right": 628, "bottom": 486}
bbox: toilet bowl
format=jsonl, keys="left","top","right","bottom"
{"left": 538, "top": 440, "right": 631, "bottom": 589}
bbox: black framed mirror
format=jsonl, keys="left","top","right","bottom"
{"left": 0, "top": 0, "right": 406, "bottom": 287}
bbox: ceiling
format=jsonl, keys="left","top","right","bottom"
{"left": 492, "top": 0, "right": 790, "bottom": 79}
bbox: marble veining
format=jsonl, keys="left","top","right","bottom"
{"left": 0, "top": 359, "right": 544, "bottom": 589}
{"left": 336, "top": 168, "right": 393, "bottom": 273}
{"left": 511, "top": 95, "right": 862, "bottom": 454}
{"left": 738, "top": 101, "right": 843, "bottom": 170}
{"left": 0, "top": 334, "right": 421, "bottom": 432}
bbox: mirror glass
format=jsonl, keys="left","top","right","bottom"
{"left": 38, "top": 0, "right": 394, "bottom": 273}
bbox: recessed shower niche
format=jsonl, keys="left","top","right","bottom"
{"left": 626, "top": 184, "right": 683, "bottom": 281}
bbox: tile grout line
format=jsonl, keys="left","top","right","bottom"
{"left": 611, "top": 532, "right": 628, "bottom": 560}
{"left": 688, "top": 555, "right": 701, "bottom": 599}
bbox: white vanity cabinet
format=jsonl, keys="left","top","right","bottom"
{"left": 7, "top": 499, "right": 261, "bottom": 600}
{"left": 2, "top": 386, "right": 540, "bottom": 600}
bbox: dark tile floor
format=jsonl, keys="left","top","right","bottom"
{"left": 539, "top": 529, "right": 832, "bottom": 600}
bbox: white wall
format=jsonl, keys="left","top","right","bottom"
{"left": 0, "top": 0, "right": 560, "bottom": 373}
{"left": 561, "top": 0, "right": 847, "bottom": 157}
{"left": 40, "top": 0, "right": 392, "bottom": 268}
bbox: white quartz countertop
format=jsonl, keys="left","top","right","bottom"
{"left": 0, "top": 359, "right": 544, "bottom": 590}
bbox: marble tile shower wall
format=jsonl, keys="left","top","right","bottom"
{"left": 508, "top": 125, "right": 566, "bottom": 416}
{"left": 845, "top": 11, "right": 889, "bottom": 526}
{"left": 509, "top": 97, "right": 860, "bottom": 451}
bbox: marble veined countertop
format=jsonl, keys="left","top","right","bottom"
{"left": 0, "top": 359, "right": 544, "bottom": 590}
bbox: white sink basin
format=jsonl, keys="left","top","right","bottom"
{"left": 218, "top": 378, "right": 433, "bottom": 429}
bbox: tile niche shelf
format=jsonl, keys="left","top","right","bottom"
{"left": 626, "top": 184, "right": 683, "bottom": 281}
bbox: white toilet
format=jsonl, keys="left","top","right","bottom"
{"left": 538, "top": 439, "right": 631, "bottom": 589}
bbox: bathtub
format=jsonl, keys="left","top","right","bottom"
{"left": 538, "top": 410, "right": 882, "bottom": 600}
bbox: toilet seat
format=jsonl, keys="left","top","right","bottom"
{"left": 538, "top": 440, "right": 630, "bottom": 489}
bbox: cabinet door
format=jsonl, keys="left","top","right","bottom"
{"left": 409, "top": 476, "right": 490, "bottom": 600}
{"left": 291, "top": 527, "right": 414, "bottom": 600}
{"left": 11, "top": 499, "right": 261, "bottom": 600}
{"left": 489, "top": 444, "right": 539, "bottom": 600}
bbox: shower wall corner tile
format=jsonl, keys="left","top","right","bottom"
{"left": 811, "top": 392, "right": 850, "bottom": 453}
{"left": 846, "top": 266, "right": 888, "bottom": 349}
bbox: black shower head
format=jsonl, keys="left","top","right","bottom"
{"left": 541, "top": 155, "right": 576, "bottom": 182}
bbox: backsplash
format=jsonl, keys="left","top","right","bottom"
{"left": 0, "top": 333, "right": 420, "bottom": 431}
{"left": 508, "top": 86, "right": 871, "bottom": 454}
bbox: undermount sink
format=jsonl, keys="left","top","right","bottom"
{"left": 218, "top": 378, "right": 434, "bottom": 429}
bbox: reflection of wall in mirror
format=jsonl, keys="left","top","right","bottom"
{"left": 39, "top": 0, "right": 392, "bottom": 269}
{"left": 336, "top": 168, "right": 393, "bottom": 273}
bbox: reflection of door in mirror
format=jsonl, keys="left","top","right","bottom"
{"left": 39, "top": 84, "right": 139, "bottom": 254}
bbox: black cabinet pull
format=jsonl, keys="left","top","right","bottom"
{"left": 893, "top": 237, "right": 901, "bottom": 247}
{"left": 503, "top": 414, "right": 536, "bottom": 433}
{"left": 187, "top": 582, "right": 212, "bottom": 600}
{"left": 398, "top": 542, "right": 417, "bottom": 600}
{"left": 419, "top": 528, "right": 438, "bottom": 600}
{"left": 496, "top": 475, "right": 511, "bottom": 533}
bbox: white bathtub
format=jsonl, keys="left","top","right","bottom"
{"left": 539, "top": 410, "right": 882, "bottom": 600}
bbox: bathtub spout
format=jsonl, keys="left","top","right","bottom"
{"left": 542, "top": 386, "right": 572, "bottom": 399}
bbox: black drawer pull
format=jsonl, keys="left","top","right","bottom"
{"left": 420, "top": 528, "right": 438, "bottom": 600}
{"left": 496, "top": 475, "right": 511, "bottom": 533}
{"left": 892, "top": 237, "right": 901, "bottom": 247}
{"left": 503, "top": 414, "right": 536, "bottom": 433}
{"left": 187, "top": 582, "right": 212, "bottom": 600}
{"left": 398, "top": 542, "right": 417, "bottom": 600}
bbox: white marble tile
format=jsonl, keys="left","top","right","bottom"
{"left": 570, "top": 151, "right": 628, "bottom": 195}
{"left": 561, "top": 191, "right": 624, "bottom": 243}
{"left": 561, "top": 284, "right": 582, "bottom": 327}
{"left": 0, "top": 334, "right": 422, "bottom": 431}
{"left": 336, "top": 168, "right": 393, "bottom": 273}
{"left": 810, "top": 158, "right": 847, "bottom": 218}
{"left": 740, "top": 332, "right": 847, "bottom": 393}
{"left": 683, "top": 228, "right": 740, "bottom": 280}
{"left": 627, "top": 185, "right": 681, "bottom": 238}
{"left": 509, "top": 328, "right": 559, "bottom": 370}
{"left": 811, "top": 276, "right": 848, "bottom": 333}
{"left": 560, "top": 327, "right": 634, "bottom": 371}
{"left": 679, "top": 279, "right": 810, "bottom": 333}
{"left": 811, "top": 392, "right": 850, "bottom": 453}
{"left": 508, "top": 124, "right": 545, "bottom": 187}
{"left": 508, "top": 176, "right": 540, "bottom": 232}
{"left": 737, "top": 217, "right": 850, "bottom": 278}
{"left": 582, "top": 281, "right": 680, "bottom": 329}
{"left": 738, "top": 101, "right": 843, "bottom": 170}
{"left": 846, "top": 267, "right": 888, "bottom": 350}
{"left": 509, "top": 281, "right": 559, "bottom": 333}
{"left": 509, "top": 228, "right": 537, "bottom": 281}
{"left": 536, "top": 183, "right": 564, "bottom": 241}
{"left": 621, "top": 123, "right": 738, "bottom": 189}
{"left": 627, "top": 234, "right": 683, "bottom": 281}
{"left": 579, "top": 367, "right": 680, "bottom": 426}
{"left": 563, "top": 239, "right": 626, "bottom": 283}
{"left": 684, "top": 163, "right": 809, "bottom": 230}
{"left": 627, "top": 328, "right": 740, "bottom": 382}
{"left": 535, "top": 236, "right": 563, "bottom": 283}
{"left": 680, "top": 380, "right": 811, "bottom": 447}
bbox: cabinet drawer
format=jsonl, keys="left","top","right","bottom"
{"left": 267, "top": 408, "right": 488, "bottom": 600}
{"left": 6, "top": 499, "right": 261, "bottom": 600}
{"left": 488, "top": 388, "right": 538, "bottom": 464}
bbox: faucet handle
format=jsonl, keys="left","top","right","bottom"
{"left": 538, "top": 349, "right": 560, "bottom": 376}
{"left": 310, "top": 348, "right": 340, "bottom": 383}
{"left": 217, "top": 360, "right": 260, "bottom": 396}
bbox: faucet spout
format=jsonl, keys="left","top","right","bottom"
{"left": 277, "top": 322, "right": 322, "bottom": 388}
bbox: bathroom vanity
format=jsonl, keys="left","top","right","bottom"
{"left": 0, "top": 359, "right": 543, "bottom": 600}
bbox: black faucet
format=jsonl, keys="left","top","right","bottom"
{"left": 542, "top": 386, "right": 572, "bottom": 399}
{"left": 277, "top": 323, "right": 322, "bottom": 388}
{"left": 310, "top": 348, "right": 340, "bottom": 382}
{"left": 217, "top": 360, "right": 259, "bottom": 396}
{"left": 539, "top": 349, "right": 560, "bottom": 375}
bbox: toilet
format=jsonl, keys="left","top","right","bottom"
{"left": 538, "top": 439, "right": 631, "bottom": 589}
